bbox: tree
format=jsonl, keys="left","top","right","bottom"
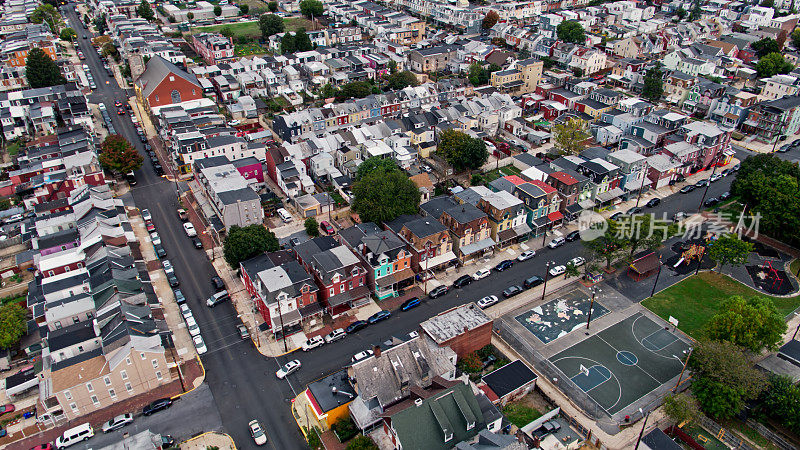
{"left": 345, "top": 435, "right": 378, "bottom": 450}
{"left": 752, "top": 38, "right": 781, "bottom": 57}
{"left": 663, "top": 393, "right": 701, "bottom": 426}
{"left": 299, "top": 0, "right": 323, "bottom": 19}
{"left": 268, "top": 1, "right": 278, "bottom": 12}
{"left": 239, "top": 4, "right": 249, "bottom": 14}
{"left": 553, "top": 118, "right": 590, "bottom": 154}
{"left": 642, "top": 62, "right": 664, "bottom": 104}
{"left": 556, "top": 20, "right": 585, "bottom": 44}
{"left": 482, "top": 10, "right": 499, "bottom": 29}
{"left": 280, "top": 33, "right": 295, "bottom": 54}
{"left": 31, "top": 3, "right": 63, "bottom": 34}
{"left": 620, "top": 213, "right": 677, "bottom": 257}
{"left": 704, "top": 296, "right": 786, "bottom": 353}
{"left": 59, "top": 27, "right": 76, "bottom": 41}
{"left": 468, "top": 62, "right": 489, "bottom": 86}
{"left": 676, "top": 6, "right": 687, "bottom": 19}
{"left": 99, "top": 135, "right": 143, "bottom": 175}
{"left": 541, "top": 56, "right": 556, "bottom": 69}
{"left": 294, "top": 28, "right": 313, "bottom": 51}
{"left": 338, "top": 81, "right": 372, "bottom": 99}
{"left": 689, "top": 340, "right": 766, "bottom": 419}
{"left": 706, "top": 234, "right": 753, "bottom": 273}
{"left": 223, "top": 225, "right": 279, "bottom": 267}
{"left": 356, "top": 157, "right": 398, "bottom": 180}
{"left": 756, "top": 52, "right": 794, "bottom": 77}
{"left": 220, "top": 26, "right": 234, "bottom": 38}
{"left": 386, "top": 70, "right": 418, "bottom": 90}
{"left": 436, "top": 129, "right": 489, "bottom": 172}
{"left": 456, "top": 352, "right": 483, "bottom": 373}
{"left": 758, "top": 375, "right": 800, "bottom": 433}
{"left": 26, "top": 48, "right": 66, "bottom": 89}
{"left": 689, "top": 0, "right": 702, "bottom": 20}
{"left": 582, "top": 220, "right": 626, "bottom": 269}
{"left": 213, "top": 5, "right": 222, "bottom": 16}
{"left": 187, "top": 11, "right": 194, "bottom": 21}
{"left": 260, "top": 14, "right": 285, "bottom": 39}
{"left": 388, "top": 60, "right": 397, "bottom": 74}
{"left": 304, "top": 217, "right": 320, "bottom": 237}
{"left": 137, "top": 0, "right": 155, "bottom": 21}
{"left": 565, "top": 262, "right": 580, "bottom": 278}
{"left": 352, "top": 170, "right": 420, "bottom": 224}
{"left": 792, "top": 29, "right": 800, "bottom": 49}
{"left": 0, "top": 303, "right": 26, "bottom": 349}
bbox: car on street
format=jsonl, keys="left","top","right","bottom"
{"left": 494, "top": 260, "right": 514, "bottom": 271}
{"left": 30, "top": 445, "right": 52, "bottom": 450}
{"left": 167, "top": 273, "right": 179, "bottom": 287}
{"left": 679, "top": 185, "right": 695, "bottom": 194}
{"left": 193, "top": 335, "right": 207, "bottom": 354}
{"left": 180, "top": 304, "right": 192, "bottom": 321}
{"left": 523, "top": 275, "right": 544, "bottom": 289}
{"left": 146, "top": 221, "right": 156, "bottom": 232}
{"left": 548, "top": 237, "right": 565, "bottom": 248}
{"left": 645, "top": 198, "right": 661, "bottom": 208}
{"left": 351, "top": 349, "right": 374, "bottom": 363}
{"left": 477, "top": 295, "right": 499, "bottom": 308}
{"left": 173, "top": 288, "right": 185, "bottom": 304}
{"left": 710, "top": 173, "right": 723, "bottom": 182}
{"left": 276, "top": 360, "right": 301, "bottom": 379}
{"left": 704, "top": 197, "right": 719, "bottom": 207}
{"left": 211, "top": 276, "right": 225, "bottom": 291}
{"left": 472, "top": 268, "right": 491, "bottom": 280}
{"left": 720, "top": 191, "right": 731, "bottom": 201}
{"left": 162, "top": 259, "right": 173, "bottom": 272}
{"left": 141, "top": 209, "right": 152, "bottom": 221}
{"left": 452, "top": 274, "right": 472, "bottom": 288}
{"left": 428, "top": 285, "right": 449, "bottom": 298}
{"left": 114, "top": 100, "right": 122, "bottom": 107}
{"left": 102, "top": 413, "right": 133, "bottom": 433}
{"left": 183, "top": 222, "right": 197, "bottom": 237}
{"left": 502, "top": 285, "right": 523, "bottom": 298}
{"left": 517, "top": 250, "right": 536, "bottom": 261}
{"left": 346, "top": 320, "right": 368, "bottom": 333}
{"left": 302, "top": 335, "right": 325, "bottom": 351}
{"left": 237, "top": 324, "right": 250, "bottom": 340}
{"left": 117, "top": 108, "right": 125, "bottom": 115}
{"left": 324, "top": 328, "right": 346, "bottom": 343}
{"left": 609, "top": 212, "right": 625, "bottom": 221}
{"left": 548, "top": 265, "right": 566, "bottom": 277}
{"left": 672, "top": 211, "right": 687, "bottom": 222}
{"left": 627, "top": 206, "right": 643, "bottom": 215}
{"left": 320, "top": 220, "right": 335, "bottom": 235}
{"left": 185, "top": 317, "right": 201, "bottom": 337}
{"left": 0, "top": 404, "right": 15, "bottom": 416}
{"left": 695, "top": 179, "right": 709, "bottom": 187}
{"left": 538, "top": 420, "right": 562, "bottom": 436}
{"left": 720, "top": 169, "right": 731, "bottom": 177}
{"left": 568, "top": 256, "right": 585, "bottom": 267}
{"left": 206, "top": 290, "right": 229, "bottom": 307}
{"left": 192, "top": 237, "right": 203, "bottom": 249}
{"left": 153, "top": 243, "right": 167, "bottom": 258}
{"left": 150, "top": 232, "right": 161, "bottom": 246}
{"left": 732, "top": 163, "right": 740, "bottom": 171}
{"left": 249, "top": 419, "right": 267, "bottom": 445}
{"left": 143, "top": 398, "right": 173, "bottom": 416}
{"left": 153, "top": 163, "right": 163, "bottom": 175}
{"left": 565, "top": 230, "right": 581, "bottom": 242}
{"left": 368, "top": 310, "right": 391, "bottom": 324}
{"left": 401, "top": 297, "right": 421, "bottom": 311}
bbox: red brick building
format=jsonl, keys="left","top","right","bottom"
{"left": 134, "top": 56, "right": 203, "bottom": 111}
{"left": 419, "top": 303, "right": 493, "bottom": 359}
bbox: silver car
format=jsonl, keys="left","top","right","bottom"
{"left": 102, "top": 413, "right": 133, "bottom": 433}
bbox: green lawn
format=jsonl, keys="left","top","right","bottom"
{"left": 196, "top": 21, "right": 261, "bottom": 38}
{"left": 284, "top": 17, "right": 315, "bottom": 32}
{"left": 501, "top": 403, "right": 541, "bottom": 429}
{"left": 791, "top": 259, "right": 799, "bottom": 280}
{"left": 642, "top": 272, "right": 800, "bottom": 339}
{"left": 483, "top": 165, "right": 522, "bottom": 182}
{"left": 235, "top": 42, "right": 267, "bottom": 56}
{"left": 7, "top": 141, "right": 20, "bottom": 156}
{"left": 684, "top": 424, "right": 728, "bottom": 450}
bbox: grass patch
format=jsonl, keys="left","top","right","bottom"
{"left": 791, "top": 259, "right": 799, "bottom": 280}
{"left": 196, "top": 21, "right": 261, "bottom": 38}
{"left": 502, "top": 403, "right": 541, "bottom": 428}
{"left": 1, "top": 294, "right": 25, "bottom": 306}
{"left": 482, "top": 165, "right": 522, "bottom": 182}
{"left": 721, "top": 420, "right": 779, "bottom": 450}
{"left": 684, "top": 424, "right": 729, "bottom": 450}
{"left": 284, "top": 17, "right": 315, "bottom": 32}
{"left": 7, "top": 142, "right": 20, "bottom": 156}
{"left": 642, "top": 272, "right": 800, "bottom": 339}
{"left": 235, "top": 42, "right": 267, "bottom": 56}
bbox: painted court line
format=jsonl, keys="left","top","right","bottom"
{"left": 596, "top": 335, "right": 662, "bottom": 386}
{"left": 631, "top": 315, "right": 683, "bottom": 361}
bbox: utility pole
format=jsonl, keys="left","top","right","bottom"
{"left": 634, "top": 165, "right": 647, "bottom": 208}
{"left": 585, "top": 286, "right": 599, "bottom": 333}
{"left": 633, "top": 408, "right": 650, "bottom": 450}
{"left": 672, "top": 347, "right": 693, "bottom": 392}
{"left": 541, "top": 261, "right": 554, "bottom": 301}
{"left": 649, "top": 255, "right": 663, "bottom": 298}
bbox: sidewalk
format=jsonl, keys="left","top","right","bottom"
{"left": 181, "top": 431, "right": 236, "bottom": 450}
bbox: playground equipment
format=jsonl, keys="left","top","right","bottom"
{"left": 674, "top": 243, "right": 705, "bottom": 268}
{"left": 758, "top": 260, "right": 784, "bottom": 292}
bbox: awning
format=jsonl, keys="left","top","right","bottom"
{"left": 565, "top": 203, "right": 583, "bottom": 215}
{"left": 460, "top": 238, "right": 496, "bottom": 256}
{"left": 392, "top": 267, "right": 415, "bottom": 283}
{"left": 270, "top": 308, "right": 302, "bottom": 330}
{"left": 548, "top": 211, "right": 564, "bottom": 222}
{"left": 498, "top": 229, "right": 517, "bottom": 243}
{"left": 513, "top": 223, "right": 532, "bottom": 236}
{"left": 300, "top": 302, "right": 323, "bottom": 318}
{"left": 629, "top": 252, "right": 660, "bottom": 275}
{"left": 579, "top": 199, "right": 596, "bottom": 209}
{"left": 422, "top": 251, "right": 456, "bottom": 269}
{"left": 596, "top": 187, "right": 624, "bottom": 203}
{"left": 533, "top": 216, "right": 550, "bottom": 228}
{"left": 327, "top": 286, "right": 371, "bottom": 308}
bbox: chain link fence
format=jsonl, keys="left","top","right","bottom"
{"left": 698, "top": 416, "right": 759, "bottom": 450}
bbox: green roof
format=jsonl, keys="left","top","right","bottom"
{"left": 389, "top": 382, "right": 484, "bottom": 450}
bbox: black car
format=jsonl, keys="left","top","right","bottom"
{"left": 150, "top": 155, "right": 159, "bottom": 164}
{"left": 679, "top": 185, "right": 695, "bottom": 194}
{"left": 192, "top": 237, "right": 203, "bottom": 249}
{"left": 704, "top": 197, "right": 719, "bottom": 207}
{"left": 565, "top": 230, "right": 580, "bottom": 242}
{"left": 609, "top": 212, "right": 625, "bottom": 221}
{"left": 523, "top": 275, "right": 544, "bottom": 289}
{"left": 345, "top": 320, "right": 368, "bottom": 333}
{"left": 401, "top": 297, "right": 421, "bottom": 311}
{"left": 502, "top": 285, "right": 523, "bottom": 298}
{"left": 154, "top": 244, "right": 167, "bottom": 258}
{"left": 153, "top": 163, "right": 164, "bottom": 175}
{"left": 429, "top": 285, "right": 449, "bottom": 299}
{"left": 645, "top": 198, "right": 661, "bottom": 208}
{"left": 139, "top": 135, "right": 147, "bottom": 143}
{"left": 494, "top": 260, "right": 514, "bottom": 272}
{"left": 452, "top": 274, "right": 472, "bottom": 288}
{"left": 167, "top": 273, "right": 179, "bottom": 287}
{"left": 211, "top": 276, "right": 225, "bottom": 291}
{"left": 367, "top": 310, "right": 391, "bottom": 324}
{"left": 143, "top": 398, "right": 173, "bottom": 416}
{"left": 627, "top": 206, "right": 643, "bottom": 215}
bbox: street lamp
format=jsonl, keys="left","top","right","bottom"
{"left": 672, "top": 347, "right": 693, "bottom": 393}
{"left": 697, "top": 152, "right": 724, "bottom": 213}
{"left": 649, "top": 255, "right": 663, "bottom": 299}
{"left": 585, "top": 286, "right": 600, "bottom": 334}
{"left": 791, "top": 312, "right": 800, "bottom": 341}
{"left": 541, "top": 261, "right": 555, "bottom": 301}
{"left": 633, "top": 408, "right": 650, "bottom": 450}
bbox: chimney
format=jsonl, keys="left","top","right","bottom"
{"left": 414, "top": 398, "right": 423, "bottom": 407}
{"left": 373, "top": 345, "right": 382, "bottom": 358}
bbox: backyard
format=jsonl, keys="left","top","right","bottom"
{"left": 642, "top": 272, "right": 800, "bottom": 338}
{"left": 195, "top": 17, "right": 316, "bottom": 39}
{"left": 502, "top": 402, "right": 542, "bottom": 429}
{"left": 235, "top": 42, "right": 267, "bottom": 56}
{"left": 482, "top": 164, "right": 522, "bottom": 183}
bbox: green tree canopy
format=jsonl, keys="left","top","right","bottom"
{"left": 386, "top": 70, "right": 418, "bottom": 90}
{"left": 294, "top": 28, "right": 313, "bottom": 52}
{"left": 582, "top": 219, "right": 626, "bottom": 269}
{"left": 663, "top": 393, "right": 701, "bottom": 426}
{"left": 304, "top": 217, "right": 320, "bottom": 237}
{"left": 99, "top": 134, "right": 143, "bottom": 175}
{"left": 239, "top": 4, "right": 249, "bottom": 14}
{"left": 352, "top": 169, "right": 420, "bottom": 224}
{"left": 338, "top": 81, "right": 372, "bottom": 100}
{"left": 553, "top": 118, "right": 590, "bottom": 154}
{"left": 758, "top": 375, "right": 800, "bottom": 434}
{"left": 356, "top": 157, "right": 398, "bottom": 180}
{"left": 299, "top": 0, "right": 324, "bottom": 18}
{"left": 468, "top": 62, "right": 489, "bottom": 86}
{"left": 642, "top": 62, "right": 664, "bottom": 104}
{"left": 280, "top": 32, "right": 295, "bottom": 54}
{"left": 26, "top": 47, "right": 66, "bottom": 89}
{"left": 259, "top": 13, "right": 284, "bottom": 39}
{"left": 620, "top": 213, "right": 677, "bottom": 257}
{"left": 752, "top": 38, "right": 781, "bottom": 57}
{"left": 59, "top": 27, "right": 76, "bottom": 41}
{"left": 388, "top": 60, "right": 398, "bottom": 74}
{"left": 436, "top": 129, "right": 489, "bottom": 172}
{"left": 756, "top": 52, "right": 794, "bottom": 77}
{"left": 482, "top": 10, "right": 499, "bottom": 29}
{"left": 791, "top": 28, "right": 800, "bottom": 48}
{"left": 137, "top": 0, "right": 155, "bottom": 21}
{"left": 706, "top": 234, "right": 753, "bottom": 273}
{"left": 31, "top": 4, "right": 63, "bottom": 34}
{"left": 223, "top": 225, "right": 279, "bottom": 268}
{"left": 675, "top": 6, "right": 687, "bottom": 19}
{"left": 556, "top": 20, "right": 585, "bottom": 44}
{"left": 213, "top": 5, "right": 222, "bottom": 16}
{"left": 0, "top": 303, "right": 27, "bottom": 349}
{"left": 220, "top": 26, "right": 234, "bottom": 38}
{"left": 345, "top": 435, "right": 378, "bottom": 450}
{"left": 268, "top": 1, "right": 278, "bottom": 12}
{"left": 704, "top": 296, "right": 786, "bottom": 353}
{"left": 187, "top": 11, "right": 194, "bottom": 21}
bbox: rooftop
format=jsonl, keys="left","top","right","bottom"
{"left": 420, "top": 303, "right": 492, "bottom": 345}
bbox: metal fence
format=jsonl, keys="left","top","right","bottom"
{"left": 746, "top": 419, "right": 798, "bottom": 450}
{"left": 698, "top": 416, "right": 759, "bottom": 450}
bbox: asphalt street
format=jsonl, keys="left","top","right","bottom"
{"left": 64, "top": 14, "right": 800, "bottom": 447}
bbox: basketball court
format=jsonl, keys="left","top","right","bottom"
{"left": 549, "top": 312, "right": 690, "bottom": 415}
{"left": 514, "top": 293, "right": 609, "bottom": 344}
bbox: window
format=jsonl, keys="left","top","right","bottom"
{"left": 152, "top": 359, "right": 159, "bottom": 369}
{"left": 86, "top": 382, "right": 94, "bottom": 392}
{"left": 125, "top": 382, "right": 133, "bottom": 393}
{"left": 104, "top": 376, "right": 111, "bottom": 386}
{"left": 348, "top": 281, "right": 353, "bottom": 289}
{"left": 108, "top": 389, "right": 116, "bottom": 399}
{"left": 77, "top": 346, "right": 83, "bottom": 352}
{"left": 70, "top": 402, "right": 78, "bottom": 413}
{"left": 64, "top": 390, "right": 72, "bottom": 401}
{"left": 73, "top": 316, "right": 80, "bottom": 324}
{"left": 141, "top": 352, "right": 146, "bottom": 360}
{"left": 156, "top": 371, "right": 163, "bottom": 381}
{"left": 359, "top": 277, "right": 364, "bottom": 286}
{"left": 126, "top": 357, "right": 131, "bottom": 366}
{"left": 121, "top": 370, "right": 128, "bottom": 380}
{"left": 54, "top": 321, "right": 62, "bottom": 329}
{"left": 91, "top": 395, "right": 100, "bottom": 406}
{"left": 155, "top": 95, "right": 159, "bottom": 102}
{"left": 329, "top": 287, "right": 335, "bottom": 296}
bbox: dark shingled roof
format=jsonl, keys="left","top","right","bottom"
{"left": 481, "top": 360, "right": 537, "bottom": 399}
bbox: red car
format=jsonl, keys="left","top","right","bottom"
{"left": 320, "top": 220, "right": 334, "bottom": 235}
{"left": 117, "top": 109, "right": 126, "bottom": 115}
{"left": 31, "top": 444, "right": 53, "bottom": 450}
{"left": 114, "top": 100, "right": 122, "bottom": 107}
{"left": 0, "top": 404, "right": 15, "bottom": 415}
{"left": 145, "top": 221, "right": 156, "bottom": 232}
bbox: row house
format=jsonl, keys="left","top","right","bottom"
{"left": 385, "top": 214, "right": 456, "bottom": 273}
{"left": 477, "top": 190, "right": 528, "bottom": 247}
{"left": 192, "top": 33, "right": 234, "bottom": 65}
{"left": 740, "top": 95, "right": 800, "bottom": 143}
{"left": 339, "top": 223, "right": 414, "bottom": 300}
{"left": 513, "top": 180, "right": 562, "bottom": 236}
{"left": 420, "top": 196, "right": 494, "bottom": 264}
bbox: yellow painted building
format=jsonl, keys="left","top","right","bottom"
{"left": 303, "top": 370, "right": 355, "bottom": 430}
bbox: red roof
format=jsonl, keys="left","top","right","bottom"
{"left": 503, "top": 175, "right": 527, "bottom": 186}
{"left": 549, "top": 171, "right": 578, "bottom": 185}
{"left": 530, "top": 179, "right": 557, "bottom": 194}
{"left": 478, "top": 384, "right": 500, "bottom": 403}
{"left": 548, "top": 211, "right": 564, "bottom": 221}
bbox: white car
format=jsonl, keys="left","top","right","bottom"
{"left": 141, "top": 209, "right": 152, "bottom": 221}
{"left": 249, "top": 419, "right": 267, "bottom": 445}
{"left": 568, "top": 257, "right": 585, "bottom": 267}
{"left": 150, "top": 232, "right": 161, "bottom": 246}
{"left": 180, "top": 304, "right": 193, "bottom": 320}
{"left": 477, "top": 295, "right": 499, "bottom": 309}
{"left": 227, "top": 120, "right": 241, "bottom": 126}
{"left": 183, "top": 222, "right": 197, "bottom": 237}
{"left": 351, "top": 349, "right": 374, "bottom": 363}
{"left": 548, "top": 237, "right": 565, "bottom": 248}
{"left": 185, "top": 317, "right": 201, "bottom": 337}
{"left": 472, "top": 268, "right": 491, "bottom": 280}
{"left": 302, "top": 335, "right": 325, "bottom": 351}
{"left": 324, "top": 328, "right": 346, "bottom": 343}
{"left": 548, "top": 265, "right": 566, "bottom": 277}
{"left": 517, "top": 250, "right": 536, "bottom": 261}
{"left": 193, "top": 335, "right": 207, "bottom": 354}
{"left": 162, "top": 259, "right": 173, "bottom": 272}
{"left": 710, "top": 172, "right": 723, "bottom": 182}
{"left": 276, "top": 359, "right": 301, "bottom": 379}
{"left": 102, "top": 413, "right": 133, "bottom": 433}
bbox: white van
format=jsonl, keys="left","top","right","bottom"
{"left": 56, "top": 423, "right": 94, "bottom": 448}
{"left": 276, "top": 208, "right": 292, "bottom": 223}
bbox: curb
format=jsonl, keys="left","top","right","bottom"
{"left": 171, "top": 355, "right": 205, "bottom": 400}
{"left": 181, "top": 430, "right": 237, "bottom": 449}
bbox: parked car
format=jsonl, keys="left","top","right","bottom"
{"left": 276, "top": 360, "right": 301, "bottom": 379}
{"left": 502, "top": 285, "right": 523, "bottom": 298}
{"left": 645, "top": 198, "right": 661, "bottom": 208}
{"left": 143, "top": 398, "right": 173, "bottom": 416}
{"left": 192, "top": 237, "right": 203, "bottom": 249}
{"left": 732, "top": 164, "right": 740, "bottom": 171}
{"left": 720, "top": 169, "right": 731, "bottom": 177}
{"left": 695, "top": 179, "right": 709, "bottom": 187}
{"left": 141, "top": 209, "right": 152, "bottom": 221}
{"left": 302, "top": 335, "right": 325, "bottom": 351}
{"left": 627, "top": 206, "right": 643, "bottom": 215}
{"left": 237, "top": 324, "right": 250, "bottom": 340}
{"left": 609, "top": 212, "right": 625, "bottom": 221}
{"left": 324, "top": 328, "right": 346, "bottom": 343}
{"left": 193, "top": 335, "right": 207, "bottom": 354}
{"left": 180, "top": 304, "right": 192, "bottom": 321}
{"left": 548, "top": 237, "right": 565, "bottom": 248}
{"left": 568, "top": 256, "right": 586, "bottom": 267}
{"left": 206, "top": 290, "right": 229, "bottom": 307}
{"left": 477, "top": 295, "right": 499, "bottom": 309}
{"left": 249, "top": 419, "right": 267, "bottom": 446}
{"left": 539, "top": 420, "right": 562, "bottom": 435}
{"left": 710, "top": 173, "right": 723, "bottom": 182}
{"left": 346, "top": 320, "right": 368, "bottom": 333}
{"left": 548, "top": 265, "right": 566, "bottom": 277}
{"left": 211, "top": 276, "right": 225, "bottom": 291}
{"left": 319, "top": 221, "right": 335, "bottom": 235}
{"left": 150, "top": 232, "right": 161, "bottom": 246}
{"left": 276, "top": 208, "right": 292, "bottom": 223}
{"left": 523, "top": 275, "right": 544, "bottom": 289}
{"left": 704, "top": 197, "right": 719, "bottom": 207}
{"left": 102, "top": 414, "right": 134, "bottom": 433}
{"left": 679, "top": 185, "right": 695, "bottom": 194}
{"left": 452, "top": 274, "right": 472, "bottom": 288}
{"left": 494, "top": 260, "right": 514, "bottom": 271}
{"left": 400, "top": 297, "right": 421, "bottom": 311}
{"left": 0, "top": 404, "right": 15, "bottom": 416}
{"left": 173, "top": 288, "right": 186, "bottom": 304}
{"left": 162, "top": 259, "right": 173, "bottom": 272}
{"left": 155, "top": 244, "right": 166, "bottom": 260}
{"left": 30, "top": 444, "right": 53, "bottom": 450}
{"left": 428, "top": 285, "right": 449, "bottom": 299}
{"left": 351, "top": 349, "right": 374, "bottom": 363}
{"left": 167, "top": 273, "right": 179, "bottom": 287}
{"left": 672, "top": 211, "right": 687, "bottom": 222}
{"left": 472, "top": 268, "right": 491, "bottom": 280}
{"left": 719, "top": 191, "right": 731, "bottom": 201}
{"left": 517, "top": 250, "right": 536, "bottom": 261}
{"left": 565, "top": 230, "right": 581, "bottom": 242}
{"left": 367, "top": 310, "right": 391, "bottom": 324}
{"left": 185, "top": 317, "right": 201, "bottom": 337}
{"left": 183, "top": 222, "right": 197, "bottom": 237}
